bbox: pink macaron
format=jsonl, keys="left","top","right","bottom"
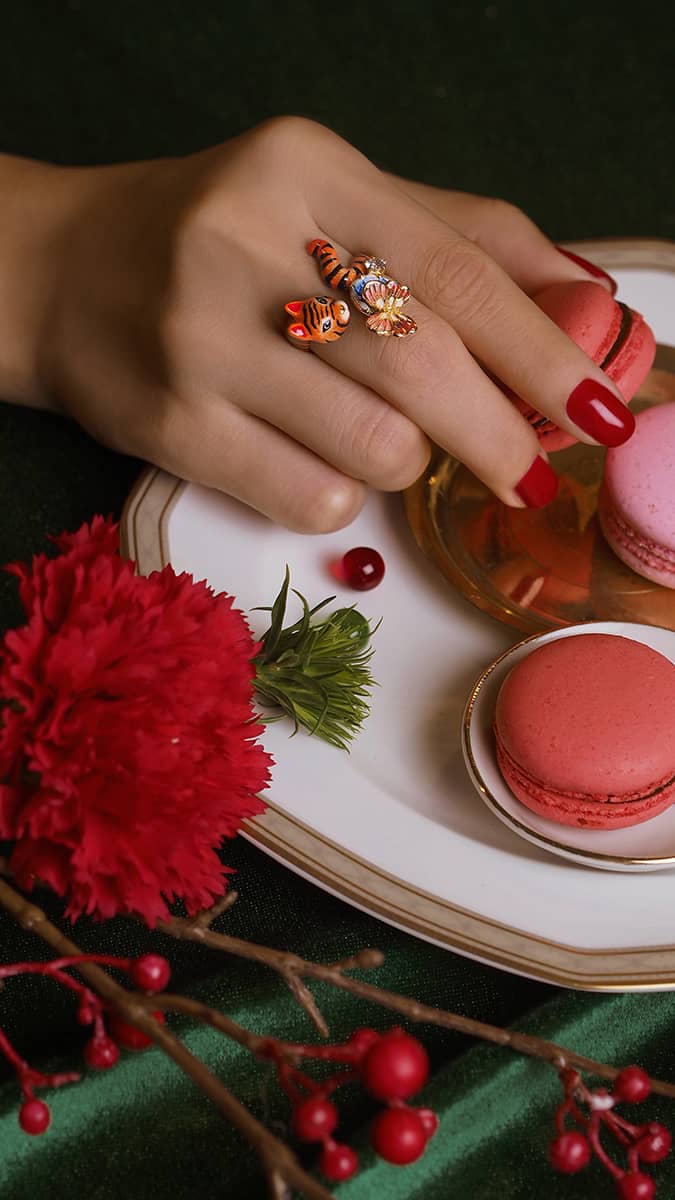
{"left": 510, "top": 280, "right": 656, "bottom": 451}
{"left": 494, "top": 633, "right": 675, "bottom": 829}
{"left": 598, "top": 403, "right": 675, "bottom": 588}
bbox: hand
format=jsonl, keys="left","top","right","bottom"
{"left": 0, "top": 119, "right": 630, "bottom": 531}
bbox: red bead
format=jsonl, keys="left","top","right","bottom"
{"left": 638, "top": 1123, "right": 672, "bottom": 1164}
{"left": 318, "top": 1141, "right": 358, "bottom": 1182}
{"left": 617, "top": 1172, "right": 656, "bottom": 1200}
{"left": 292, "top": 1096, "right": 338, "bottom": 1142}
{"left": 416, "top": 1107, "right": 439, "bottom": 1139}
{"left": 341, "top": 547, "right": 385, "bottom": 591}
{"left": 548, "top": 1131, "right": 591, "bottom": 1174}
{"left": 370, "top": 1107, "right": 428, "bottom": 1165}
{"left": 346, "top": 1028, "right": 381, "bottom": 1059}
{"left": 361, "top": 1030, "right": 429, "bottom": 1101}
{"left": 129, "top": 954, "right": 171, "bottom": 993}
{"left": 84, "top": 1035, "right": 120, "bottom": 1070}
{"left": 614, "top": 1067, "right": 652, "bottom": 1104}
{"left": 19, "top": 1099, "right": 51, "bottom": 1136}
{"left": 108, "top": 1010, "right": 165, "bottom": 1050}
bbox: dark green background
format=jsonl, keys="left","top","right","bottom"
{"left": 1, "top": 3, "right": 675, "bottom": 1197}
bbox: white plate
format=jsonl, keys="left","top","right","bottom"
{"left": 122, "top": 242, "right": 675, "bottom": 992}
{"left": 463, "top": 622, "right": 675, "bottom": 872}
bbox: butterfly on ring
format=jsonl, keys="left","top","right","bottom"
{"left": 284, "top": 296, "right": 351, "bottom": 349}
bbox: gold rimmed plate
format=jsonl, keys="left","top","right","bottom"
{"left": 122, "top": 245, "right": 675, "bottom": 990}
{"left": 463, "top": 621, "right": 675, "bottom": 872}
{"left": 404, "top": 349, "right": 675, "bottom": 635}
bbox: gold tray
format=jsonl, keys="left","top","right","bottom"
{"left": 404, "top": 344, "right": 675, "bottom": 635}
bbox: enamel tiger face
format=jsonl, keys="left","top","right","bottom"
{"left": 285, "top": 296, "right": 351, "bottom": 348}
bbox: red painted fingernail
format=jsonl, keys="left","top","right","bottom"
{"left": 555, "top": 247, "right": 618, "bottom": 296}
{"left": 515, "top": 456, "right": 559, "bottom": 507}
{"left": 566, "top": 379, "right": 635, "bottom": 446}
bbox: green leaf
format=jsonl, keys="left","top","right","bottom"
{"left": 252, "top": 572, "right": 379, "bottom": 751}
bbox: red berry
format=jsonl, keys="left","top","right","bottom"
{"left": 129, "top": 954, "right": 171, "bottom": 993}
{"left": 548, "top": 1131, "right": 591, "bottom": 1174}
{"left": 318, "top": 1141, "right": 358, "bottom": 1182}
{"left": 638, "top": 1123, "right": 672, "bottom": 1164}
{"left": 292, "top": 1096, "right": 338, "bottom": 1142}
{"left": 84, "top": 1035, "right": 120, "bottom": 1070}
{"left": 617, "top": 1172, "right": 656, "bottom": 1200}
{"left": 371, "top": 1107, "right": 428, "bottom": 1165}
{"left": 341, "top": 547, "right": 385, "bottom": 591}
{"left": 19, "top": 1099, "right": 51, "bottom": 1136}
{"left": 108, "top": 1010, "right": 165, "bottom": 1050}
{"left": 416, "top": 1107, "right": 439, "bottom": 1139}
{"left": 614, "top": 1067, "right": 652, "bottom": 1104}
{"left": 361, "top": 1030, "right": 429, "bottom": 1101}
{"left": 346, "top": 1028, "right": 381, "bottom": 1059}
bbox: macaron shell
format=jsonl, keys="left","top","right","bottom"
{"left": 510, "top": 281, "right": 656, "bottom": 451}
{"left": 602, "top": 404, "right": 675, "bottom": 546}
{"left": 598, "top": 487, "right": 675, "bottom": 589}
{"left": 496, "top": 733, "right": 675, "bottom": 829}
{"left": 494, "top": 633, "right": 675, "bottom": 800}
{"left": 534, "top": 281, "right": 622, "bottom": 362}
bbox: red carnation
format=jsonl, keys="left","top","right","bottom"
{"left": 0, "top": 517, "right": 272, "bottom": 924}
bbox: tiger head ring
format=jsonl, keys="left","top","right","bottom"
{"left": 285, "top": 239, "right": 417, "bottom": 349}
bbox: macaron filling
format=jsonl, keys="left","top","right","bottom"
{"left": 599, "top": 302, "right": 634, "bottom": 369}
{"left": 599, "top": 489, "right": 675, "bottom": 577}
{"left": 495, "top": 726, "right": 675, "bottom": 828}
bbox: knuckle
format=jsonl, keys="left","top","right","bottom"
{"left": 386, "top": 319, "right": 459, "bottom": 390}
{"left": 243, "top": 115, "right": 327, "bottom": 162}
{"left": 477, "top": 196, "right": 530, "bottom": 234}
{"left": 420, "top": 238, "right": 503, "bottom": 328}
{"left": 356, "top": 407, "right": 430, "bottom": 489}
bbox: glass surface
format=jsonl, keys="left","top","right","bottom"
{"left": 404, "top": 346, "right": 675, "bottom": 634}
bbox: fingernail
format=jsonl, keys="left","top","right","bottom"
{"left": 515, "top": 456, "right": 559, "bottom": 507}
{"left": 555, "top": 247, "right": 618, "bottom": 296}
{"left": 567, "top": 379, "right": 635, "bottom": 446}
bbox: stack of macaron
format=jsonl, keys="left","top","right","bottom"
{"left": 599, "top": 402, "right": 675, "bottom": 590}
{"left": 494, "top": 633, "right": 675, "bottom": 830}
{"left": 511, "top": 279, "right": 656, "bottom": 451}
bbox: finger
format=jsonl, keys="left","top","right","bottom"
{"left": 387, "top": 178, "right": 617, "bottom": 296}
{"left": 150, "top": 391, "right": 367, "bottom": 533}
{"left": 307, "top": 262, "right": 556, "bottom": 508}
{"left": 234, "top": 341, "right": 430, "bottom": 492}
{"left": 314, "top": 178, "right": 634, "bottom": 449}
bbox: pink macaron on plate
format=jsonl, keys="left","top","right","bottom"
{"left": 462, "top": 621, "right": 675, "bottom": 872}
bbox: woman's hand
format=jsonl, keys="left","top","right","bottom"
{"left": 0, "top": 119, "right": 630, "bottom": 531}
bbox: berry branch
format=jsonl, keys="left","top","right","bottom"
{"left": 1, "top": 875, "right": 675, "bottom": 1198}
{"left": 0, "top": 877, "right": 334, "bottom": 1200}
{"left": 156, "top": 901, "right": 675, "bottom": 1099}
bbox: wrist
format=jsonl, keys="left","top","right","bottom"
{"left": 0, "top": 155, "right": 95, "bottom": 409}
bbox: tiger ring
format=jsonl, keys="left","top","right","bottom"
{"left": 284, "top": 238, "right": 417, "bottom": 349}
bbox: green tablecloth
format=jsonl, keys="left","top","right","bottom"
{"left": 2, "top": 4, "right": 675, "bottom": 1196}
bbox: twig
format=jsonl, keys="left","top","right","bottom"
{"left": 0, "top": 878, "right": 333, "bottom": 1200}
{"left": 157, "top": 904, "right": 675, "bottom": 1100}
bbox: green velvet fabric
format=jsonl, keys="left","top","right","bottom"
{"left": 1, "top": 3, "right": 674, "bottom": 1196}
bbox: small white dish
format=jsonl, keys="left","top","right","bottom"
{"left": 462, "top": 621, "right": 675, "bottom": 872}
